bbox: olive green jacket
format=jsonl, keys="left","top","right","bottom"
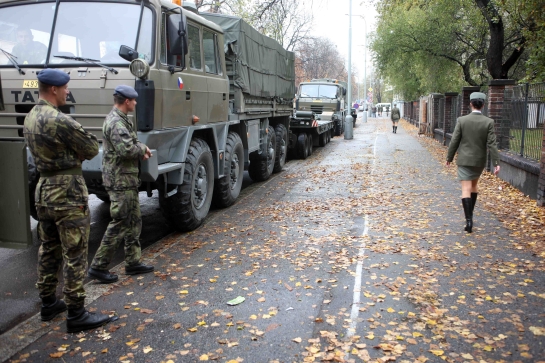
{"left": 446, "top": 111, "right": 499, "bottom": 167}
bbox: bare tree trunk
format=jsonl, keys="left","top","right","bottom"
{"left": 475, "top": 0, "right": 524, "bottom": 79}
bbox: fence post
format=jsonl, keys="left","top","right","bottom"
{"left": 538, "top": 118, "right": 545, "bottom": 207}
{"left": 487, "top": 79, "right": 517, "bottom": 144}
{"left": 520, "top": 83, "right": 530, "bottom": 157}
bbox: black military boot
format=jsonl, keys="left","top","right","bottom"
{"left": 462, "top": 198, "right": 473, "bottom": 233}
{"left": 66, "top": 307, "right": 111, "bottom": 333}
{"left": 471, "top": 192, "right": 478, "bottom": 214}
{"left": 125, "top": 263, "right": 154, "bottom": 275}
{"left": 41, "top": 296, "right": 67, "bottom": 321}
{"left": 392, "top": 126, "right": 395, "bottom": 133}
{"left": 394, "top": 126, "right": 398, "bottom": 133}
{"left": 88, "top": 267, "right": 118, "bottom": 283}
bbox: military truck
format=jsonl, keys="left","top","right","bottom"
{"left": 0, "top": 0, "right": 295, "bottom": 248}
{"left": 295, "top": 78, "right": 348, "bottom": 138}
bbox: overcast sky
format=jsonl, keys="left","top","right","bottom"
{"left": 309, "top": 0, "right": 377, "bottom": 82}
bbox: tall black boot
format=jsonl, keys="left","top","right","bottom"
{"left": 394, "top": 126, "right": 398, "bottom": 133}
{"left": 462, "top": 198, "right": 473, "bottom": 233}
{"left": 471, "top": 192, "right": 478, "bottom": 213}
{"left": 393, "top": 126, "right": 395, "bottom": 133}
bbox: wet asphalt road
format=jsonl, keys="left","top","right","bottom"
{"left": 0, "top": 175, "right": 257, "bottom": 335}
{"left": 2, "top": 114, "right": 544, "bottom": 363}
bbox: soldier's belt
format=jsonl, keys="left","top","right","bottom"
{"left": 40, "top": 167, "right": 83, "bottom": 178}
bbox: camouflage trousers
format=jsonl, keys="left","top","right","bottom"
{"left": 91, "top": 189, "right": 142, "bottom": 270}
{"left": 37, "top": 205, "right": 89, "bottom": 309}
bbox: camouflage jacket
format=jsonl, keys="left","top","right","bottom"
{"left": 102, "top": 107, "right": 147, "bottom": 190}
{"left": 24, "top": 99, "right": 99, "bottom": 207}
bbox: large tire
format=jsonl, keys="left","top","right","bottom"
{"left": 296, "top": 133, "right": 308, "bottom": 159}
{"left": 159, "top": 138, "right": 214, "bottom": 232}
{"left": 319, "top": 132, "right": 326, "bottom": 147}
{"left": 273, "top": 124, "right": 287, "bottom": 173}
{"left": 95, "top": 192, "right": 111, "bottom": 203}
{"left": 307, "top": 133, "right": 313, "bottom": 156}
{"left": 334, "top": 121, "right": 341, "bottom": 136}
{"left": 213, "top": 132, "right": 244, "bottom": 208}
{"left": 248, "top": 125, "right": 276, "bottom": 182}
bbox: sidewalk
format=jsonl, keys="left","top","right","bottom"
{"left": 3, "top": 117, "right": 544, "bottom": 363}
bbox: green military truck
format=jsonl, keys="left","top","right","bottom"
{"left": 295, "top": 78, "right": 348, "bottom": 139}
{"left": 0, "top": 0, "right": 295, "bottom": 248}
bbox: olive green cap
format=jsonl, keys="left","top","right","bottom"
{"left": 470, "top": 92, "right": 486, "bottom": 101}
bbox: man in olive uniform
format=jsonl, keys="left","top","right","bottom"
{"left": 446, "top": 92, "right": 500, "bottom": 233}
{"left": 391, "top": 104, "right": 400, "bottom": 133}
{"left": 88, "top": 85, "right": 153, "bottom": 283}
{"left": 12, "top": 28, "right": 47, "bottom": 64}
{"left": 24, "top": 69, "right": 111, "bottom": 332}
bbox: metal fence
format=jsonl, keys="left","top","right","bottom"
{"left": 501, "top": 83, "right": 545, "bottom": 161}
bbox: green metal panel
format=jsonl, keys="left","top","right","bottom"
{"left": 0, "top": 141, "right": 32, "bottom": 249}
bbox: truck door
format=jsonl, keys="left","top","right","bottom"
{"left": 202, "top": 29, "right": 227, "bottom": 122}
{"left": 0, "top": 141, "right": 32, "bottom": 248}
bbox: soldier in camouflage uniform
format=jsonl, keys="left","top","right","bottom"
{"left": 88, "top": 85, "right": 154, "bottom": 284}
{"left": 12, "top": 28, "right": 47, "bottom": 64}
{"left": 23, "top": 68, "right": 111, "bottom": 333}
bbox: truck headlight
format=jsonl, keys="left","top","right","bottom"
{"left": 130, "top": 59, "right": 150, "bottom": 79}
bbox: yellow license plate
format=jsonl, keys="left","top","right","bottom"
{"left": 23, "top": 80, "right": 38, "bottom": 88}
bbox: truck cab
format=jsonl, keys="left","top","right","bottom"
{"left": 295, "top": 78, "right": 347, "bottom": 136}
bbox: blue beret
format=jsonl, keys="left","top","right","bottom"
{"left": 37, "top": 69, "right": 70, "bottom": 86}
{"left": 114, "top": 85, "right": 138, "bottom": 99}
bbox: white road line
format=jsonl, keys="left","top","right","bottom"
{"left": 345, "top": 130, "right": 379, "bottom": 352}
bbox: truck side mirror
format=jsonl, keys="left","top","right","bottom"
{"left": 119, "top": 45, "right": 139, "bottom": 62}
{"left": 168, "top": 12, "right": 188, "bottom": 65}
{"left": 342, "top": 88, "right": 347, "bottom": 96}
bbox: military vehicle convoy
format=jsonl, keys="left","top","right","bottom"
{"left": 0, "top": 0, "right": 313, "bottom": 248}
{"left": 294, "top": 78, "right": 349, "bottom": 140}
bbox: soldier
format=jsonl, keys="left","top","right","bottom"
{"left": 446, "top": 92, "right": 500, "bottom": 233}
{"left": 391, "top": 104, "right": 400, "bottom": 133}
{"left": 23, "top": 69, "right": 111, "bottom": 332}
{"left": 12, "top": 28, "right": 47, "bottom": 64}
{"left": 88, "top": 85, "right": 154, "bottom": 283}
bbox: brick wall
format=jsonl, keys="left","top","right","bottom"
{"left": 462, "top": 86, "right": 480, "bottom": 116}
{"left": 487, "top": 80, "right": 516, "bottom": 140}
{"left": 444, "top": 92, "right": 458, "bottom": 133}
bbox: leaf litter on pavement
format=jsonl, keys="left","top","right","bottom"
{"left": 8, "top": 119, "right": 545, "bottom": 363}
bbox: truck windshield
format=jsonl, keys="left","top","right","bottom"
{"left": 0, "top": 1, "right": 153, "bottom": 67}
{"left": 300, "top": 84, "right": 338, "bottom": 99}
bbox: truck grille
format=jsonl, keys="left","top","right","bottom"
{"left": 310, "top": 105, "right": 323, "bottom": 114}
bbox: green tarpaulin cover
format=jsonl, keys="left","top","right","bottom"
{"left": 201, "top": 13, "right": 295, "bottom": 100}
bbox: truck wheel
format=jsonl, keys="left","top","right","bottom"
{"left": 307, "top": 134, "right": 313, "bottom": 156}
{"left": 273, "top": 124, "right": 287, "bottom": 173}
{"left": 159, "top": 138, "right": 214, "bottom": 231}
{"left": 319, "top": 132, "right": 326, "bottom": 147}
{"left": 248, "top": 125, "right": 276, "bottom": 182}
{"left": 334, "top": 121, "right": 341, "bottom": 136}
{"left": 296, "top": 133, "right": 308, "bottom": 159}
{"left": 213, "top": 132, "right": 244, "bottom": 208}
{"left": 95, "top": 192, "right": 111, "bottom": 203}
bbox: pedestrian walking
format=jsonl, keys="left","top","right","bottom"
{"left": 391, "top": 104, "right": 400, "bottom": 133}
{"left": 446, "top": 92, "right": 500, "bottom": 233}
{"left": 378, "top": 105, "right": 383, "bottom": 116}
{"left": 88, "top": 85, "right": 154, "bottom": 284}
{"left": 372, "top": 106, "right": 377, "bottom": 118}
{"left": 23, "top": 69, "right": 111, "bottom": 333}
{"left": 385, "top": 105, "right": 390, "bottom": 117}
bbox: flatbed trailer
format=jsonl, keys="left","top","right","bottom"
{"left": 288, "top": 110, "right": 334, "bottom": 159}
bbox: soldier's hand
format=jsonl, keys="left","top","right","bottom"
{"left": 142, "top": 146, "right": 152, "bottom": 161}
